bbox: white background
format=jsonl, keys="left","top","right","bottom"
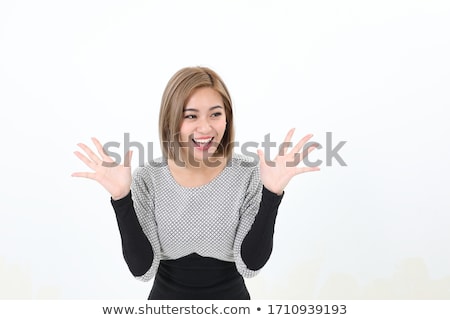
{"left": 1, "top": 0, "right": 449, "bottom": 299}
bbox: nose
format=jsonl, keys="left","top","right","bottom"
{"left": 196, "top": 116, "right": 212, "bottom": 132}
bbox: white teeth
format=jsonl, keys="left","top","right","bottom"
{"left": 193, "top": 138, "right": 213, "bottom": 144}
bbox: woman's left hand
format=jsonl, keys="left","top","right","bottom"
{"left": 257, "top": 128, "right": 320, "bottom": 195}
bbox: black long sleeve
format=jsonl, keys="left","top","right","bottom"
{"left": 240, "top": 186, "right": 284, "bottom": 271}
{"left": 111, "top": 191, "right": 154, "bottom": 277}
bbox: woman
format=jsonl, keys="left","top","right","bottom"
{"left": 72, "top": 66, "right": 319, "bottom": 299}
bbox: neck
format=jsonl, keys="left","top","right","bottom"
{"left": 169, "top": 154, "right": 226, "bottom": 172}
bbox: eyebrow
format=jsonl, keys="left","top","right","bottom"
{"left": 183, "top": 105, "right": 223, "bottom": 112}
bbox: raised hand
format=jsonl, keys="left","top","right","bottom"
{"left": 72, "top": 137, "right": 133, "bottom": 200}
{"left": 257, "top": 128, "right": 320, "bottom": 195}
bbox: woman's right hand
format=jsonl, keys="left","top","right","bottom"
{"left": 72, "top": 137, "right": 133, "bottom": 200}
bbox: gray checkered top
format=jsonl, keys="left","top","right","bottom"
{"left": 130, "top": 153, "right": 264, "bottom": 281}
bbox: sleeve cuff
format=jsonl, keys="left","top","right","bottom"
{"left": 262, "top": 186, "right": 284, "bottom": 207}
{"left": 110, "top": 191, "right": 132, "bottom": 210}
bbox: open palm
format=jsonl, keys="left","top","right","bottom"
{"left": 72, "top": 137, "right": 132, "bottom": 200}
{"left": 258, "top": 128, "right": 320, "bottom": 195}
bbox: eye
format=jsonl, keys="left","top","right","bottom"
{"left": 211, "top": 112, "right": 222, "bottom": 118}
{"left": 184, "top": 114, "right": 196, "bottom": 119}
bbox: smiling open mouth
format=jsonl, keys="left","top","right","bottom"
{"left": 192, "top": 137, "right": 214, "bottom": 151}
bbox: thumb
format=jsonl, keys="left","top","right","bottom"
{"left": 124, "top": 150, "right": 133, "bottom": 167}
{"left": 257, "top": 149, "right": 265, "bottom": 163}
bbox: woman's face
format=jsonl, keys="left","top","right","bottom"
{"left": 178, "top": 87, "right": 227, "bottom": 166}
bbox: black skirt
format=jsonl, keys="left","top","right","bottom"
{"left": 148, "top": 253, "right": 250, "bottom": 300}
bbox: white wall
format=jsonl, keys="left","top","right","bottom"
{"left": 1, "top": 0, "right": 449, "bottom": 299}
